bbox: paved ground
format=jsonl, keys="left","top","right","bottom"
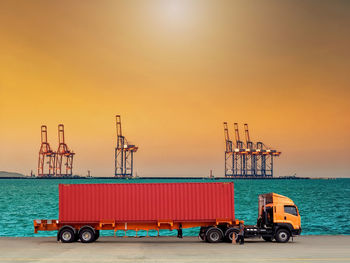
{"left": 0, "top": 236, "right": 349, "bottom": 263}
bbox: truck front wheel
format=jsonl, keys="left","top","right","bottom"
{"left": 206, "top": 228, "right": 223, "bottom": 243}
{"left": 275, "top": 229, "right": 290, "bottom": 243}
{"left": 79, "top": 227, "right": 95, "bottom": 243}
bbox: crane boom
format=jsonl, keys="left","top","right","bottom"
{"left": 116, "top": 115, "right": 124, "bottom": 148}
{"left": 116, "top": 115, "right": 122, "bottom": 138}
{"left": 41, "top": 125, "right": 48, "bottom": 144}
{"left": 234, "top": 123, "right": 243, "bottom": 148}
{"left": 223, "top": 122, "right": 232, "bottom": 152}
{"left": 244, "top": 123, "right": 253, "bottom": 149}
{"left": 244, "top": 124, "right": 250, "bottom": 144}
{"left": 58, "top": 124, "right": 65, "bottom": 145}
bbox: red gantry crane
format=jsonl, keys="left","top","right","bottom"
{"left": 38, "top": 125, "right": 56, "bottom": 177}
{"left": 55, "top": 124, "right": 75, "bottom": 177}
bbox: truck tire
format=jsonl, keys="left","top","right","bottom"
{"left": 224, "top": 228, "right": 238, "bottom": 243}
{"left": 79, "top": 227, "right": 95, "bottom": 243}
{"left": 262, "top": 236, "right": 273, "bottom": 242}
{"left": 59, "top": 227, "right": 75, "bottom": 243}
{"left": 206, "top": 228, "right": 223, "bottom": 243}
{"left": 275, "top": 229, "right": 290, "bottom": 243}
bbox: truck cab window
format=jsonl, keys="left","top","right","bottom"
{"left": 284, "top": 205, "right": 298, "bottom": 216}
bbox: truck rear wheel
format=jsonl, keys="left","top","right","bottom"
{"left": 79, "top": 227, "right": 95, "bottom": 243}
{"left": 59, "top": 227, "right": 75, "bottom": 243}
{"left": 275, "top": 229, "right": 290, "bottom": 243}
{"left": 206, "top": 228, "right": 223, "bottom": 243}
{"left": 224, "top": 228, "right": 238, "bottom": 243}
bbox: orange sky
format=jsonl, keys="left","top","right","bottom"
{"left": 0, "top": 0, "right": 349, "bottom": 177}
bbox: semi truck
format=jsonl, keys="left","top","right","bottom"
{"left": 33, "top": 182, "right": 301, "bottom": 243}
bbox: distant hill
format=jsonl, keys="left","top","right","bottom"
{"left": 0, "top": 171, "right": 26, "bottom": 177}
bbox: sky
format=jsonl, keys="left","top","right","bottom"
{"left": 0, "top": 0, "right": 349, "bottom": 178}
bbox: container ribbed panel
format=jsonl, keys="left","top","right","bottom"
{"left": 59, "top": 182, "right": 235, "bottom": 223}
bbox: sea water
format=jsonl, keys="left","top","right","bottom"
{"left": 0, "top": 178, "right": 349, "bottom": 237}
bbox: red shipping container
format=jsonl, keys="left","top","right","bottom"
{"left": 59, "top": 182, "right": 234, "bottom": 223}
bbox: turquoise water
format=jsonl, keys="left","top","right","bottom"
{"left": 0, "top": 178, "right": 349, "bottom": 237}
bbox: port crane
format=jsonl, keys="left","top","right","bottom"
{"left": 223, "top": 122, "right": 234, "bottom": 177}
{"left": 38, "top": 125, "right": 56, "bottom": 177}
{"left": 55, "top": 124, "right": 75, "bottom": 176}
{"left": 234, "top": 123, "right": 245, "bottom": 176}
{"left": 244, "top": 124, "right": 255, "bottom": 176}
{"left": 115, "top": 115, "right": 138, "bottom": 177}
{"left": 224, "top": 122, "right": 281, "bottom": 177}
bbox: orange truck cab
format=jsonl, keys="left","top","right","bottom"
{"left": 244, "top": 193, "right": 301, "bottom": 242}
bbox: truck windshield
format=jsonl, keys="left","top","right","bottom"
{"left": 284, "top": 205, "right": 298, "bottom": 216}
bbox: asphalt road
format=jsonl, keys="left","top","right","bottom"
{"left": 0, "top": 236, "right": 349, "bottom": 263}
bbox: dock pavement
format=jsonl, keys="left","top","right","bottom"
{"left": 0, "top": 236, "right": 349, "bottom": 262}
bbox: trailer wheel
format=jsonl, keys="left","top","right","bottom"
{"left": 262, "top": 236, "right": 273, "bottom": 242}
{"left": 275, "top": 229, "right": 290, "bottom": 243}
{"left": 206, "top": 228, "right": 223, "bottom": 243}
{"left": 79, "top": 227, "right": 95, "bottom": 243}
{"left": 224, "top": 228, "right": 238, "bottom": 243}
{"left": 59, "top": 227, "right": 75, "bottom": 243}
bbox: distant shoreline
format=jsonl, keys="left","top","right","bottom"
{"left": 0, "top": 176, "right": 315, "bottom": 180}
